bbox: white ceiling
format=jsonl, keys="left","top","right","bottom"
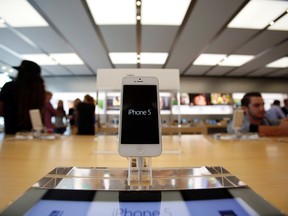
{"left": 0, "top": 0, "right": 288, "bottom": 78}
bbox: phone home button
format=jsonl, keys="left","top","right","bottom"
{"left": 137, "top": 146, "right": 144, "bottom": 155}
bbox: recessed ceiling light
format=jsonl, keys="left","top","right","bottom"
{"left": 22, "top": 54, "right": 57, "bottom": 65}
{"left": 141, "top": 0, "right": 191, "bottom": 25}
{"left": 219, "top": 55, "right": 254, "bottom": 66}
{"left": 86, "top": 0, "right": 136, "bottom": 25}
{"left": 140, "top": 52, "right": 168, "bottom": 64}
{"left": 109, "top": 53, "right": 137, "bottom": 64}
{"left": 228, "top": 0, "right": 288, "bottom": 29}
{"left": 268, "top": 13, "right": 288, "bottom": 31}
{"left": 50, "top": 53, "right": 84, "bottom": 65}
{"left": 22, "top": 53, "right": 83, "bottom": 65}
{"left": 266, "top": 57, "right": 288, "bottom": 68}
{"left": 109, "top": 52, "right": 168, "bottom": 64}
{"left": 0, "top": 0, "right": 48, "bottom": 27}
{"left": 193, "top": 54, "right": 226, "bottom": 66}
{"left": 269, "top": 21, "right": 275, "bottom": 26}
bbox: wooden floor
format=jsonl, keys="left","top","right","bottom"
{"left": 0, "top": 133, "right": 288, "bottom": 214}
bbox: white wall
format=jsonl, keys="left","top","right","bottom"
{"left": 44, "top": 76, "right": 288, "bottom": 94}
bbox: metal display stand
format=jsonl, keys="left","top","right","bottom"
{"left": 32, "top": 166, "right": 246, "bottom": 190}
{"left": 127, "top": 157, "right": 152, "bottom": 186}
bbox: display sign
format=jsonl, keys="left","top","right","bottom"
{"left": 1, "top": 189, "right": 283, "bottom": 216}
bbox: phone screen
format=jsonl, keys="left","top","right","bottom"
{"left": 121, "top": 85, "right": 160, "bottom": 144}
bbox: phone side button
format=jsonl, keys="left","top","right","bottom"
{"left": 137, "top": 146, "right": 144, "bottom": 155}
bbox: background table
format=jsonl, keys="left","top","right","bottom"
{"left": 0, "top": 134, "right": 287, "bottom": 214}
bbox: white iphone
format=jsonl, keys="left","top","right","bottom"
{"left": 118, "top": 76, "right": 162, "bottom": 157}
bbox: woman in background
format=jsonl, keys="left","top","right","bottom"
{"left": 54, "top": 100, "right": 67, "bottom": 134}
{"left": 0, "top": 60, "right": 45, "bottom": 134}
{"left": 44, "top": 91, "right": 56, "bottom": 133}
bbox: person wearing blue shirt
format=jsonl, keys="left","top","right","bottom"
{"left": 266, "top": 100, "right": 285, "bottom": 121}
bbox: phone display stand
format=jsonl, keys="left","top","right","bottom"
{"left": 127, "top": 157, "right": 152, "bottom": 186}
{"left": 233, "top": 127, "right": 242, "bottom": 139}
{"left": 232, "top": 108, "right": 244, "bottom": 139}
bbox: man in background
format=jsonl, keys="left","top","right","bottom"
{"left": 227, "top": 92, "right": 288, "bottom": 136}
{"left": 77, "top": 94, "right": 95, "bottom": 135}
{"left": 266, "top": 100, "right": 285, "bottom": 121}
{"left": 281, "top": 99, "right": 288, "bottom": 116}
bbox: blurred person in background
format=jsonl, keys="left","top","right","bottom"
{"left": 44, "top": 91, "right": 56, "bottom": 133}
{"left": 54, "top": 100, "right": 67, "bottom": 134}
{"left": 77, "top": 94, "right": 95, "bottom": 135}
{"left": 266, "top": 100, "right": 285, "bottom": 121}
{"left": 281, "top": 99, "right": 288, "bottom": 116}
{"left": 227, "top": 92, "right": 288, "bottom": 136}
{"left": 0, "top": 60, "right": 45, "bottom": 134}
{"left": 68, "top": 98, "right": 81, "bottom": 127}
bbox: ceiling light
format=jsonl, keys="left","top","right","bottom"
{"left": 141, "top": 0, "right": 191, "bottom": 25}
{"left": 0, "top": 0, "right": 48, "bottom": 27}
{"left": 22, "top": 53, "right": 84, "bottom": 65}
{"left": 140, "top": 53, "right": 168, "bottom": 64}
{"left": 0, "top": 63, "right": 14, "bottom": 74}
{"left": 136, "top": 54, "right": 141, "bottom": 64}
{"left": 269, "top": 21, "right": 275, "bottom": 26}
{"left": 109, "top": 52, "right": 168, "bottom": 64}
{"left": 266, "top": 57, "right": 288, "bottom": 68}
{"left": 50, "top": 53, "right": 84, "bottom": 65}
{"left": 268, "top": 13, "right": 288, "bottom": 31}
{"left": 109, "top": 53, "right": 137, "bottom": 64}
{"left": 228, "top": 0, "right": 288, "bottom": 29}
{"left": 136, "top": 1, "right": 141, "bottom": 6}
{"left": 22, "top": 54, "right": 58, "bottom": 65}
{"left": 86, "top": 0, "right": 136, "bottom": 25}
{"left": 218, "top": 55, "right": 254, "bottom": 66}
{"left": 193, "top": 54, "right": 226, "bottom": 66}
